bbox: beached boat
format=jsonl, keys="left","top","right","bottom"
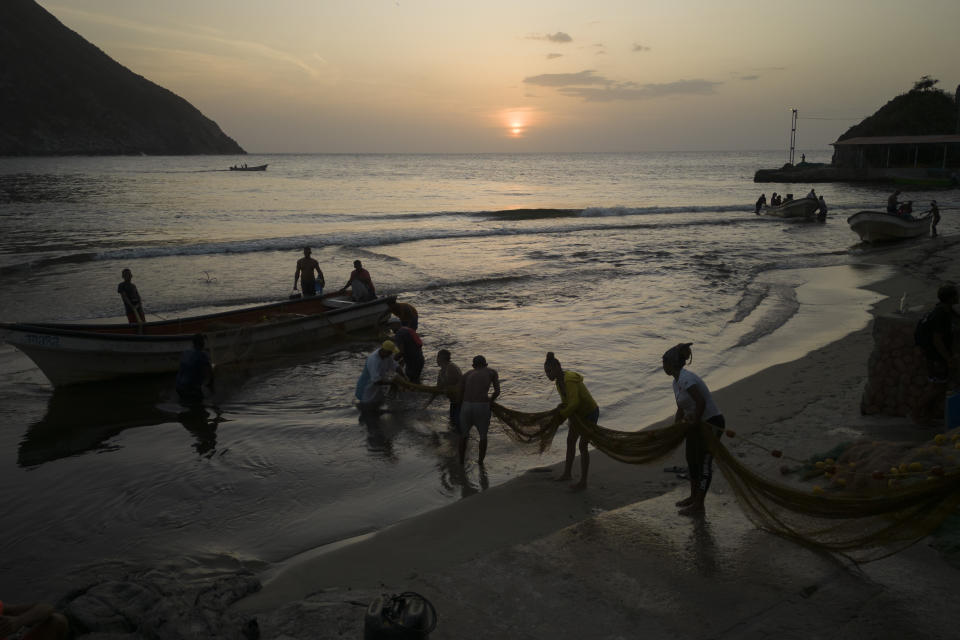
{"left": 846, "top": 211, "right": 932, "bottom": 243}
{"left": 229, "top": 164, "right": 268, "bottom": 171}
{"left": 0, "top": 294, "right": 393, "bottom": 387}
{"left": 761, "top": 197, "right": 820, "bottom": 219}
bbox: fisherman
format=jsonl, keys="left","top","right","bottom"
{"left": 117, "top": 268, "right": 145, "bottom": 327}
{"left": 355, "top": 341, "right": 399, "bottom": 407}
{"left": 662, "top": 342, "right": 726, "bottom": 517}
{"left": 816, "top": 195, "right": 828, "bottom": 222}
{"left": 436, "top": 349, "right": 462, "bottom": 428}
{"left": 930, "top": 200, "right": 940, "bottom": 237}
{"left": 807, "top": 188, "right": 816, "bottom": 200}
{"left": 393, "top": 323, "right": 425, "bottom": 383}
{"left": 341, "top": 260, "right": 376, "bottom": 302}
{"left": 388, "top": 300, "right": 419, "bottom": 331}
{"left": 770, "top": 192, "right": 781, "bottom": 207}
{"left": 887, "top": 190, "right": 901, "bottom": 214}
{"left": 754, "top": 193, "right": 766, "bottom": 215}
{"left": 458, "top": 355, "right": 500, "bottom": 466}
{"left": 176, "top": 333, "right": 215, "bottom": 405}
{"left": 544, "top": 351, "right": 599, "bottom": 491}
{"left": 293, "top": 246, "right": 324, "bottom": 297}
{"left": 914, "top": 285, "right": 959, "bottom": 424}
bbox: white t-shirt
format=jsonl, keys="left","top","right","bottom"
{"left": 360, "top": 350, "right": 397, "bottom": 404}
{"left": 673, "top": 369, "right": 721, "bottom": 422}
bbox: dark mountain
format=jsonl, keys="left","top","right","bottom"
{"left": 0, "top": 0, "right": 245, "bottom": 156}
{"left": 836, "top": 85, "right": 958, "bottom": 141}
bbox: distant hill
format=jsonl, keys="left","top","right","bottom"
{"left": 836, "top": 85, "right": 958, "bottom": 141}
{"left": 0, "top": 0, "right": 245, "bottom": 156}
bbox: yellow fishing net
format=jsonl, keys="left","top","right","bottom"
{"left": 390, "top": 378, "right": 960, "bottom": 561}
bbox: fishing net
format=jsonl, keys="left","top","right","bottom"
{"left": 389, "top": 378, "right": 960, "bottom": 561}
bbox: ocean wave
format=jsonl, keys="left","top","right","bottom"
{"left": 0, "top": 212, "right": 764, "bottom": 274}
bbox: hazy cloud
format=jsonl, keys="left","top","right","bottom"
{"left": 557, "top": 78, "right": 722, "bottom": 102}
{"left": 528, "top": 32, "right": 573, "bottom": 43}
{"left": 523, "top": 70, "right": 607, "bottom": 87}
{"left": 632, "top": 43, "right": 651, "bottom": 52}
{"left": 546, "top": 53, "right": 563, "bottom": 60}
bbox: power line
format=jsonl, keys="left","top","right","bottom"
{"left": 798, "top": 116, "right": 863, "bottom": 121}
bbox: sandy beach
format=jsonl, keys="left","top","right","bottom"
{"left": 213, "top": 235, "right": 960, "bottom": 639}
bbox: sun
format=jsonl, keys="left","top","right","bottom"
{"left": 495, "top": 108, "right": 537, "bottom": 139}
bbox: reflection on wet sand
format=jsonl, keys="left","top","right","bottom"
{"left": 18, "top": 376, "right": 228, "bottom": 466}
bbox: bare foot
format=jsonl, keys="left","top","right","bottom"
{"left": 568, "top": 482, "right": 587, "bottom": 492}
{"left": 675, "top": 496, "right": 694, "bottom": 507}
{"left": 678, "top": 503, "right": 704, "bottom": 517}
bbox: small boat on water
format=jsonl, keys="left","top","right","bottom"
{"left": 229, "top": 164, "right": 268, "bottom": 171}
{"left": 846, "top": 210, "right": 932, "bottom": 243}
{"left": 761, "top": 197, "right": 820, "bottom": 219}
{"left": 0, "top": 294, "right": 393, "bottom": 387}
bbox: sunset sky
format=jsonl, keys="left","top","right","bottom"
{"left": 39, "top": 0, "right": 960, "bottom": 154}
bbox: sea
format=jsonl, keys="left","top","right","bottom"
{"left": 1, "top": 151, "right": 956, "bottom": 600}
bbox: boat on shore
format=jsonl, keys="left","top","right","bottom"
{"left": 761, "top": 197, "right": 820, "bottom": 219}
{"left": 0, "top": 294, "right": 393, "bottom": 387}
{"left": 846, "top": 210, "right": 932, "bottom": 243}
{"left": 229, "top": 164, "right": 268, "bottom": 171}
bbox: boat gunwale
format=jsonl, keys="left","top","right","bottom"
{"left": 1, "top": 295, "right": 396, "bottom": 342}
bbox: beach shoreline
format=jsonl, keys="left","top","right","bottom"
{"left": 219, "top": 235, "right": 960, "bottom": 638}
{"left": 28, "top": 233, "right": 960, "bottom": 639}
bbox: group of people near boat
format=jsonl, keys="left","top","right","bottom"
{"left": 887, "top": 190, "right": 941, "bottom": 234}
{"left": 357, "top": 316, "right": 725, "bottom": 514}
{"left": 293, "top": 247, "right": 376, "bottom": 302}
{"left": 754, "top": 189, "right": 828, "bottom": 220}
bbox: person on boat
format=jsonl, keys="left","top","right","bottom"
{"left": 436, "top": 349, "right": 462, "bottom": 428}
{"left": 914, "top": 284, "right": 959, "bottom": 424}
{"left": 356, "top": 340, "right": 400, "bottom": 407}
{"left": 806, "top": 188, "right": 816, "bottom": 200}
{"left": 662, "top": 342, "right": 725, "bottom": 517}
{"left": 816, "top": 195, "right": 828, "bottom": 222}
{"left": 117, "top": 268, "right": 145, "bottom": 326}
{"left": 897, "top": 201, "right": 913, "bottom": 218}
{"left": 388, "top": 300, "right": 419, "bottom": 331}
{"left": 544, "top": 351, "right": 599, "bottom": 492}
{"left": 887, "top": 190, "right": 901, "bottom": 214}
{"left": 754, "top": 193, "right": 766, "bottom": 215}
{"left": 784, "top": 193, "right": 793, "bottom": 202}
{"left": 176, "top": 333, "right": 215, "bottom": 405}
{"left": 458, "top": 355, "right": 500, "bottom": 466}
{"left": 293, "top": 246, "right": 324, "bottom": 297}
{"left": 393, "top": 323, "right": 424, "bottom": 383}
{"left": 770, "top": 193, "right": 781, "bottom": 206}
{"left": 0, "top": 600, "right": 69, "bottom": 640}
{"left": 930, "top": 200, "right": 940, "bottom": 237}
{"left": 341, "top": 260, "right": 376, "bottom": 302}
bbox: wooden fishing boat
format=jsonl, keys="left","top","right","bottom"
{"left": 229, "top": 164, "right": 268, "bottom": 171}
{"left": 761, "top": 197, "right": 820, "bottom": 219}
{"left": 846, "top": 211, "right": 932, "bottom": 243}
{"left": 0, "top": 294, "right": 394, "bottom": 387}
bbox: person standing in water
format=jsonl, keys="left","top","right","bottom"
{"left": 293, "top": 247, "right": 324, "bottom": 297}
{"left": 754, "top": 193, "right": 766, "bottom": 215}
{"left": 436, "top": 349, "right": 462, "bottom": 428}
{"left": 544, "top": 351, "right": 599, "bottom": 492}
{"left": 662, "top": 342, "right": 725, "bottom": 516}
{"left": 176, "top": 333, "right": 215, "bottom": 405}
{"left": 458, "top": 355, "right": 500, "bottom": 466}
{"left": 930, "top": 200, "right": 940, "bottom": 237}
{"left": 117, "top": 268, "right": 145, "bottom": 326}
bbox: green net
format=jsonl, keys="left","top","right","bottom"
{"left": 389, "top": 378, "right": 960, "bottom": 561}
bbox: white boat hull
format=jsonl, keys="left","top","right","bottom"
{"left": 846, "top": 211, "right": 932, "bottom": 243}
{"left": 2, "top": 297, "right": 392, "bottom": 387}
{"left": 762, "top": 197, "right": 820, "bottom": 219}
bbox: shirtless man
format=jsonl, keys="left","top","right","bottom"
{"left": 294, "top": 247, "right": 324, "bottom": 296}
{"left": 458, "top": 355, "right": 500, "bottom": 465}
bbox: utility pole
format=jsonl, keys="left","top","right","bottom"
{"left": 788, "top": 108, "right": 798, "bottom": 165}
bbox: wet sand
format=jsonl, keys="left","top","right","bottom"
{"left": 232, "top": 235, "right": 960, "bottom": 638}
